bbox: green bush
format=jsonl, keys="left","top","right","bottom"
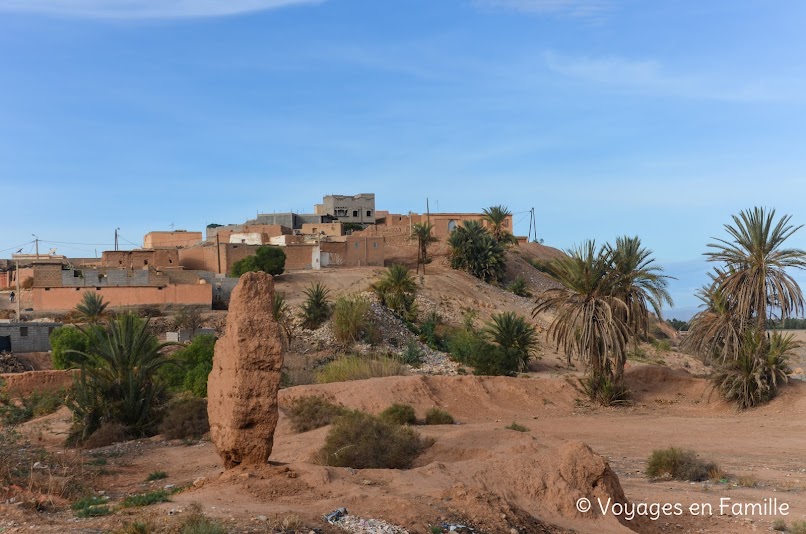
{"left": 332, "top": 295, "right": 371, "bottom": 345}
{"left": 317, "top": 411, "right": 433, "bottom": 469}
{"left": 447, "top": 220, "right": 506, "bottom": 283}
{"left": 424, "top": 408, "right": 454, "bottom": 425}
{"left": 72, "top": 496, "right": 112, "bottom": 518}
{"left": 230, "top": 246, "right": 285, "bottom": 277}
{"left": 507, "top": 275, "right": 531, "bottom": 297}
{"left": 121, "top": 489, "right": 170, "bottom": 508}
{"left": 379, "top": 403, "right": 417, "bottom": 425}
{"left": 147, "top": 471, "right": 167, "bottom": 481}
{"left": 580, "top": 374, "right": 631, "bottom": 406}
{"left": 399, "top": 339, "right": 424, "bottom": 367}
{"left": 159, "top": 335, "right": 216, "bottom": 397}
{"left": 301, "top": 282, "right": 332, "bottom": 329}
{"left": 315, "top": 356, "right": 407, "bottom": 384}
{"left": 286, "top": 396, "right": 348, "bottom": 433}
{"left": 418, "top": 311, "right": 444, "bottom": 350}
{"left": 50, "top": 325, "right": 90, "bottom": 370}
{"left": 158, "top": 397, "right": 209, "bottom": 440}
{"left": 645, "top": 447, "right": 718, "bottom": 482}
{"left": 484, "top": 312, "right": 538, "bottom": 373}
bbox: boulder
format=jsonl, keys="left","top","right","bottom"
{"left": 208, "top": 272, "right": 284, "bottom": 468}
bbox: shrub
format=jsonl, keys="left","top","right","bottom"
{"left": 380, "top": 403, "right": 417, "bottom": 425}
{"left": 50, "top": 325, "right": 90, "bottom": 369}
{"left": 505, "top": 422, "right": 529, "bottom": 432}
{"left": 424, "top": 408, "right": 454, "bottom": 425}
{"left": 790, "top": 521, "right": 806, "bottom": 534}
{"left": 332, "top": 295, "right": 371, "bottom": 345}
{"left": 301, "top": 282, "right": 332, "bottom": 329}
{"left": 66, "top": 314, "right": 174, "bottom": 444}
{"left": 72, "top": 496, "right": 112, "bottom": 518}
{"left": 0, "top": 389, "right": 66, "bottom": 426}
{"left": 83, "top": 422, "right": 129, "bottom": 449}
{"left": 147, "top": 470, "right": 167, "bottom": 481}
{"left": 286, "top": 396, "right": 348, "bottom": 433}
{"left": 179, "top": 503, "right": 227, "bottom": 534}
{"left": 772, "top": 519, "right": 787, "bottom": 532}
{"left": 230, "top": 246, "right": 285, "bottom": 277}
{"left": 580, "top": 374, "right": 630, "bottom": 406}
{"left": 272, "top": 292, "right": 293, "bottom": 346}
{"left": 315, "top": 356, "right": 407, "bottom": 384}
{"left": 418, "top": 311, "right": 443, "bottom": 350}
{"left": 399, "top": 339, "right": 424, "bottom": 367}
{"left": 507, "top": 275, "right": 531, "bottom": 297}
{"left": 645, "top": 447, "right": 718, "bottom": 482}
{"left": 121, "top": 489, "right": 170, "bottom": 508}
{"left": 158, "top": 397, "right": 209, "bottom": 440}
{"left": 372, "top": 264, "right": 417, "bottom": 320}
{"left": 159, "top": 335, "right": 216, "bottom": 397}
{"left": 317, "top": 411, "right": 432, "bottom": 469}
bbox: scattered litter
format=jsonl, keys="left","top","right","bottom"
{"left": 440, "top": 523, "right": 475, "bottom": 533}
{"left": 325, "top": 508, "right": 348, "bottom": 524}
{"left": 325, "top": 508, "right": 408, "bottom": 533}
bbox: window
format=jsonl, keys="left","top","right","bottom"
{"left": 19, "top": 327, "right": 28, "bottom": 337}
{"left": 144, "top": 259, "right": 149, "bottom": 265}
{"left": 48, "top": 327, "right": 55, "bottom": 335}
{"left": 355, "top": 242, "right": 360, "bottom": 248}
{"left": 366, "top": 210, "right": 372, "bottom": 217}
{"left": 45, "top": 287, "right": 50, "bottom": 291}
{"left": 75, "top": 288, "right": 80, "bottom": 291}
{"left": 352, "top": 210, "right": 358, "bottom": 217}
{"left": 96, "top": 287, "right": 101, "bottom": 290}
{"left": 373, "top": 242, "right": 378, "bottom": 248}
{"left": 448, "top": 220, "right": 457, "bottom": 232}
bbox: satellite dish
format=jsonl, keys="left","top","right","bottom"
{"left": 48, "top": 248, "right": 57, "bottom": 255}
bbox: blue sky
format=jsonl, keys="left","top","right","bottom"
{"left": 3, "top": 0, "right": 806, "bottom": 319}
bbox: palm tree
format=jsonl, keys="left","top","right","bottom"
{"left": 301, "top": 282, "right": 332, "bottom": 329}
{"left": 608, "top": 236, "right": 674, "bottom": 346}
{"left": 482, "top": 205, "right": 517, "bottom": 244}
{"left": 484, "top": 312, "right": 538, "bottom": 372}
{"left": 684, "top": 269, "right": 743, "bottom": 362}
{"left": 448, "top": 220, "right": 507, "bottom": 283}
{"left": 411, "top": 222, "right": 438, "bottom": 273}
{"left": 705, "top": 207, "right": 806, "bottom": 332}
{"left": 532, "top": 241, "right": 629, "bottom": 396}
{"left": 272, "top": 292, "right": 293, "bottom": 347}
{"left": 75, "top": 291, "right": 109, "bottom": 324}
{"left": 67, "top": 314, "right": 175, "bottom": 442}
{"left": 371, "top": 264, "right": 418, "bottom": 319}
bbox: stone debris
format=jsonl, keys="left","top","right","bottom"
{"left": 325, "top": 508, "right": 409, "bottom": 534}
{"left": 208, "top": 272, "right": 284, "bottom": 469}
{"left": 0, "top": 352, "right": 28, "bottom": 373}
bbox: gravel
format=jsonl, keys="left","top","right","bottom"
{"left": 332, "top": 515, "right": 409, "bottom": 534}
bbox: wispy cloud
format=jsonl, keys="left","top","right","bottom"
{"left": 0, "top": 0, "right": 323, "bottom": 19}
{"left": 543, "top": 50, "right": 803, "bottom": 102}
{"left": 474, "top": 0, "right": 612, "bottom": 19}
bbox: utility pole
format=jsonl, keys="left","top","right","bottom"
{"left": 15, "top": 258, "right": 21, "bottom": 321}
{"left": 216, "top": 232, "right": 222, "bottom": 274}
{"left": 114, "top": 228, "right": 119, "bottom": 251}
{"left": 32, "top": 234, "right": 39, "bottom": 258}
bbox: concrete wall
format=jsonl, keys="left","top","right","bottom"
{"left": 0, "top": 322, "right": 61, "bottom": 353}
{"left": 320, "top": 236, "right": 384, "bottom": 267}
{"left": 143, "top": 231, "right": 203, "bottom": 249}
{"left": 321, "top": 194, "right": 376, "bottom": 224}
{"left": 283, "top": 244, "right": 320, "bottom": 270}
{"left": 32, "top": 284, "right": 212, "bottom": 311}
{"left": 101, "top": 249, "right": 179, "bottom": 269}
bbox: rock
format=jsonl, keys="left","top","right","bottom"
{"left": 207, "top": 272, "right": 284, "bottom": 469}
{"left": 192, "top": 476, "right": 206, "bottom": 488}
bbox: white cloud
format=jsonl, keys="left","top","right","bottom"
{"left": 0, "top": 0, "right": 323, "bottom": 18}
{"left": 474, "top": 0, "right": 612, "bottom": 18}
{"left": 543, "top": 50, "right": 802, "bottom": 102}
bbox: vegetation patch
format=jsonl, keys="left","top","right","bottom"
{"left": 0, "top": 388, "right": 66, "bottom": 426}
{"left": 505, "top": 422, "right": 529, "bottom": 432}
{"left": 332, "top": 294, "right": 372, "bottom": 345}
{"left": 72, "top": 495, "right": 112, "bottom": 518}
{"left": 159, "top": 334, "right": 216, "bottom": 398}
{"left": 301, "top": 282, "right": 332, "bottom": 329}
{"left": 158, "top": 397, "right": 209, "bottom": 440}
{"left": 230, "top": 245, "right": 285, "bottom": 276}
{"left": 121, "top": 489, "right": 170, "bottom": 508}
{"left": 286, "top": 396, "right": 348, "bottom": 433}
{"left": 315, "top": 355, "right": 406, "bottom": 384}
{"left": 379, "top": 403, "right": 417, "bottom": 425}
{"left": 146, "top": 470, "right": 168, "bottom": 481}
{"left": 317, "top": 411, "right": 433, "bottom": 469}
{"left": 645, "top": 447, "right": 718, "bottom": 482}
{"left": 424, "top": 408, "right": 455, "bottom": 425}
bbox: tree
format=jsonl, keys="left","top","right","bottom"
{"left": 272, "top": 292, "right": 293, "bottom": 346}
{"left": 482, "top": 205, "right": 517, "bottom": 244}
{"left": 230, "top": 246, "right": 286, "bottom": 277}
{"left": 75, "top": 291, "right": 108, "bottom": 324}
{"left": 50, "top": 325, "right": 90, "bottom": 370}
{"left": 608, "top": 236, "right": 674, "bottom": 347}
{"left": 484, "top": 312, "right": 538, "bottom": 373}
{"left": 684, "top": 269, "right": 743, "bottom": 363}
{"left": 172, "top": 306, "right": 204, "bottom": 339}
{"left": 159, "top": 334, "right": 216, "bottom": 397}
{"left": 66, "top": 314, "right": 176, "bottom": 443}
{"left": 705, "top": 207, "right": 806, "bottom": 332}
{"left": 447, "top": 220, "right": 506, "bottom": 283}
{"left": 301, "top": 282, "right": 332, "bottom": 329}
{"left": 411, "top": 222, "right": 438, "bottom": 273}
{"left": 532, "top": 241, "right": 629, "bottom": 402}
{"left": 372, "top": 264, "right": 417, "bottom": 319}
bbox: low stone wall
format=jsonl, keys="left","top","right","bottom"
{"left": 0, "top": 370, "right": 77, "bottom": 398}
